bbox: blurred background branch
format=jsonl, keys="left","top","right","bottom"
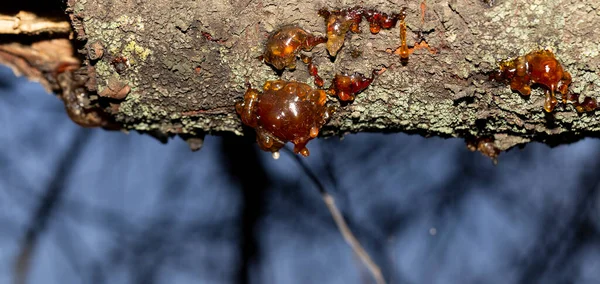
{"left": 14, "top": 130, "right": 91, "bottom": 284}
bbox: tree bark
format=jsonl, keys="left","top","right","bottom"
{"left": 2, "top": 0, "right": 600, "bottom": 153}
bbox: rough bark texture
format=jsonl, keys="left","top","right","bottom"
{"left": 4, "top": 0, "right": 600, "bottom": 152}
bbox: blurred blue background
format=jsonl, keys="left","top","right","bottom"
{"left": 1, "top": 64, "right": 599, "bottom": 284}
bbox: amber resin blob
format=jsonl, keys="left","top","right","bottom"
{"left": 466, "top": 137, "right": 500, "bottom": 164}
{"left": 491, "top": 50, "right": 572, "bottom": 113}
{"left": 564, "top": 92, "right": 598, "bottom": 113}
{"left": 319, "top": 6, "right": 403, "bottom": 57}
{"left": 318, "top": 7, "right": 362, "bottom": 57}
{"left": 263, "top": 26, "right": 326, "bottom": 71}
{"left": 330, "top": 72, "right": 375, "bottom": 101}
{"left": 236, "top": 80, "right": 334, "bottom": 157}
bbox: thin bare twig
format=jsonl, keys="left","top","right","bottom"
{"left": 288, "top": 149, "right": 386, "bottom": 284}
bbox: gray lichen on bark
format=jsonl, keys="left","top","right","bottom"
{"left": 66, "top": 0, "right": 600, "bottom": 151}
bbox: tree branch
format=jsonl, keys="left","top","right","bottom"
{"left": 2, "top": 0, "right": 600, "bottom": 156}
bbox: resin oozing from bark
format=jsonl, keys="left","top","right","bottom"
{"left": 398, "top": 8, "right": 409, "bottom": 61}
{"left": 300, "top": 54, "right": 324, "bottom": 87}
{"left": 319, "top": 6, "right": 404, "bottom": 57}
{"left": 363, "top": 8, "right": 401, "bottom": 34}
{"left": 564, "top": 92, "right": 598, "bottom": 113}
{"left": 467, "top": 137, "right": 500, "bottom": 164}
{"left": 330, "top": 72, "right": 375, "bottom": 101}
{"left": 318, "top": 7, "right": 362, "bottom": 57}
{"left": 491, "top": 50, "right": 572, "bottom": 113}
{"left": 263, "top": 26, "right": 326, "bottom": 70}
{"left": 236, "top": 80, "right": 334, "bottom": 157}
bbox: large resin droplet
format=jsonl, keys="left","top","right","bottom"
{"left": 491, "top": 50, "right": 572, "bottom": 113}
{"left": 236, "top": 80, "right": 335, "bottom": 157}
